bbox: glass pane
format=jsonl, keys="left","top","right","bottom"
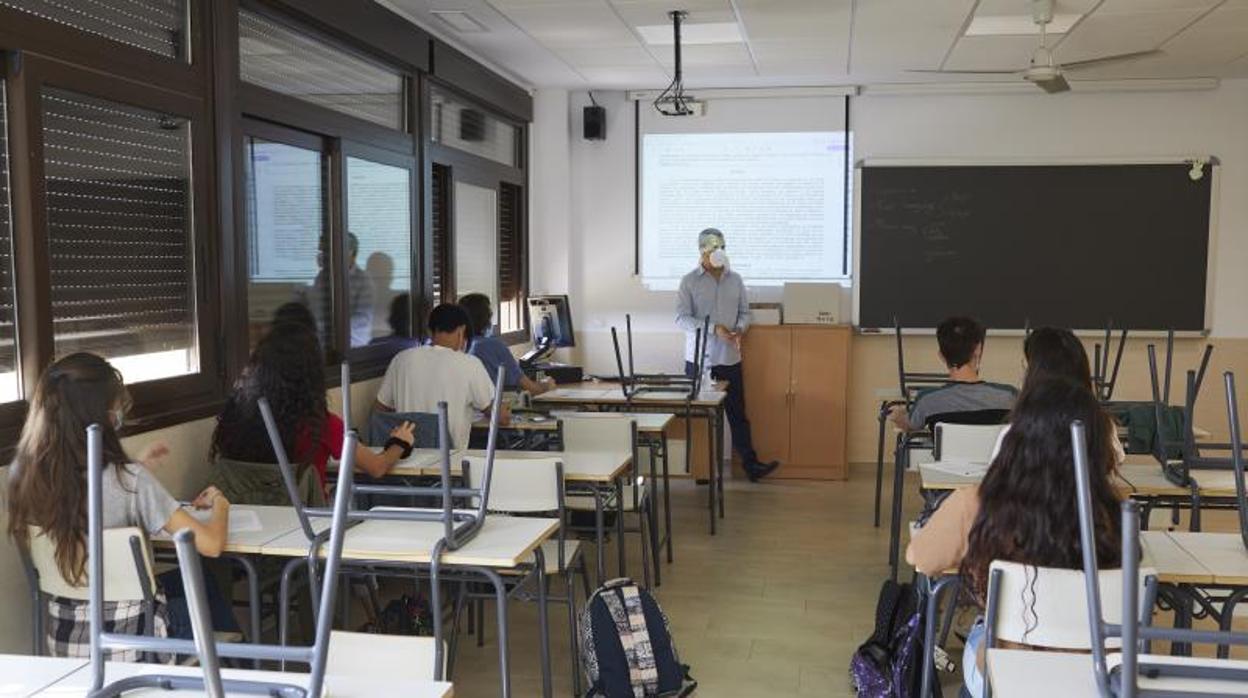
{"left": 347, "top": 156, "right": 412, "bottom": 348}
{"left": 0, "top": 83, "right": 19, "bottom": 402}
{"left": 239, "top": 9, "right": 404, "bottom": 130}
{"left": 42, "top": 88, "right": 198, "bottom": 384}
{"left": 453, "top": 181, "right": 497, "bottom": 310}
{"left": 0, "top": 0, "right": 190, "bottom": 61}
{"left": 431, "top": 88, "right": 518, "bottom": 167}
{"left": 244, "top": 137, "right": 329, "bottom": 354}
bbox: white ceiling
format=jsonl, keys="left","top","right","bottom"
{"left": 378, "top": 0, "right": 1248, "bottom": 90}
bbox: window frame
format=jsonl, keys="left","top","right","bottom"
{"left": 424, "top": 78, "right": 529, "bottom": 345}
{"left": 6, "top": 51, "right": 221, "bottom": 432}
{"left": 339, "top": 139, "right": 418, "bottom": 374}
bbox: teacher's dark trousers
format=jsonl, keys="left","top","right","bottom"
{"left": 685, "top": 361, "right": 758, "bottom": 467}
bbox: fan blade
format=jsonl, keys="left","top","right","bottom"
{"left": 1062, "top": 49, "right": 1162, "bottom": 70}
{"left": 905, "top": 69, "right": 1021, "bottom": 75}
{"left": 1035, "top": 73, "right": 1071, "bottom": 94}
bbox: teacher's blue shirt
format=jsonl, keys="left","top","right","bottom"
{"left": 469, "top": 334, "right": 523, "bottom": 389}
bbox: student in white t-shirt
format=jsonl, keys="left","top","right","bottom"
{"left": 374, "top": 303, "right": 511, "bottom": 448}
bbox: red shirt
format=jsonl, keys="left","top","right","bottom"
{"left": 294, "top": 412, "right": 344, "bottom": 488}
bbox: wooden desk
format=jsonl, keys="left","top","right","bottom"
{"left": 474, "top": 410, "right": 674, "bottom": 434}
{"left": 0, "top": 655, "right": 85, "bottom": 697}
{"left": 917, "top": 461, "right": 987, "bottom": 491}
{"left": 261, "top": 515, "right": 557, "bottom": 698}
{"left": 1165, "top": 532, "right": 1248, "bottom": 586}
{"left": 34, "top": 660, "right": 453, "bottom": 697}
{"left": 535, "top": 381, "right": 728, "bottom": 537}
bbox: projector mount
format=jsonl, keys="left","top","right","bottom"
{"left": 653, "top": 9, "right": 695, "bottom": 116}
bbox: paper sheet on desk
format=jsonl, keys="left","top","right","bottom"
{"left": 924, "top": 460, "right": 990, "bottom": 478}
{"left": 187, "top": 507, "right": 263, "bottom": 533}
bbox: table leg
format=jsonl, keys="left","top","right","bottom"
{"left": 229, "top": 554, "right": 262, "bottom": 669}
{"left": 648, "top": 439, "right": 661, "bottom": 587}
{"left": 594, "top": 488, "right": 606, "bottom": 585}
{"left": 1218, "top": 587, "right": 1248, "bottom": 659}
{"left": 277, "top": 557, "right": 303, "bottom": 670}
{"left": 616, "top": 477, "right": 627, "bottom": 578}
{"left": 706, "top": 407, "right": 718, "bottom": 535}
{"left": 533, "top": 548, "right": 552, "bottom": 698}
{"left": 888, "top": 439, "right": 906, "bottom": 582}
{"left": 480, "top": 568, "right": 512, "bottom": 698}
{"left": 874, "top": 412, "right": 887, "bottom": 528}
{"left": 716, "top": 406, "right": 725, "bottom": 519}
{"left": 661, "top": 432, "right": 673, "bottom": 564}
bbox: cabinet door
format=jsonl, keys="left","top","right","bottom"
{"left": 742, "top": 326, "right": 792, "bottom": 465}
{"left": 789, "top": 326, "right": 850, "bottom": 477}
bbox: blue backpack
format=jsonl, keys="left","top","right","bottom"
{"left": 579, "top": 578, "right": 695, "bottom": 697}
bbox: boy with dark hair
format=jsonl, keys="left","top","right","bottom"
{"left": 459, "top": 293, "right": 555, "bottom": 396}
{"left": 887, "top": 316, "right": 1016, "bottom": 432}
{"left": 375, "top": 303, "right": 509, "bottom": 448}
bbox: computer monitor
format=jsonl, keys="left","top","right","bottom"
{"left": 527, "top": 295, "right": 575, "bottom": 349}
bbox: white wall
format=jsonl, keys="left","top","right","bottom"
{"left": 538, "top": 80, "right": 1248, "bottom": 378}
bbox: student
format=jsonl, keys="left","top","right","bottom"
{"left": 459, "top": 292, "right": 556, "bottom": 396}
{"left": 5, "top": 353, "right": 238, "bottom": 659}
{"left": 905, "top": 378, "right": 1123, "bottom": 696}
{"left": 375, "top": 303, "right": 510, "bottom": 449}
{"left": 888, "top": 316, "right": 1016, "bottom": 432}
{"left": 990, "top": 326, "right": 1125, "bottom": 465}
{"left": 211, "top": 321, "right": 415, "bottom": 489}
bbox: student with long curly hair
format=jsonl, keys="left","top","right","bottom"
{"left": 6, "top": 353, "right": 237, "bottom": 659}
{"left": 211, "top": 321, "right": 415, "bottom": 489}
{"left": 907, "top": 378, "right": 1122, "bottom": 696}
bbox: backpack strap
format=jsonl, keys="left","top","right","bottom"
{"left": 600, "top": 582, "right": 659, "bottom": 696}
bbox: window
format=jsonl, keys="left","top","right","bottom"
{"left": 0, "top": 83, "right": 18, "bottom": 403}
{"left": 452, "top": 180, "right": 498, "bottom": 309}
{"left": 345, "top": 154, "right": 412, "bottom": 347}
{"left": 431, "top": 163, "right": 449, "bottom": 303}
{"left": 431, "top": 88, "right": 518, "bottom": 167}
{"left": 42, "top": 87, "right": 198, "bottom": 385}
{"left": 0, "top": 0, "right": 190, "bottom": 61}
{"left": 243, "top": 134, "right": 329, "bottom": 353}
{"left": 239, "top": 9, "right": 404, "bottom": 131}
{"left": 497, "top": 182, "right": 524, "bottom": 335}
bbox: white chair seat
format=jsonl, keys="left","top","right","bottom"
{"left": 327, "top": 630, "right": 443, "bottom": 681}
{"left": 1108, "top": 653, "right": 1248, "bottom": 695}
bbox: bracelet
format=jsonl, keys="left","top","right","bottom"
{"left": 384, "top": 437, "right": 414, "bottom": 459}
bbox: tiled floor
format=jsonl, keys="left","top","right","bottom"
{"left": 438, "top": 464, "right": 1248, "bottom": 697}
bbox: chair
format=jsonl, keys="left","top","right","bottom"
{"left": 932, "top": 422, "right": 1009, "bottom": 463}
{"left": 22, "top": 525, "right": 158, "bottom": 659}
{"left": 1071, "top": 412, "right": 1248, "bottom": 698}
{"left": 327, "top": 630, "right": 443, "bottom": 681}
{"left": 559, "top": 413, "right": 652, "bottom": 588}
{"left": 456, "top": 455, "right": 589, "bottom": 693}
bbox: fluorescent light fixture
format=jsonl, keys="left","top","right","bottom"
{"left": 966, "top": 13, "right": 1081, "bottom": 36}
{"left": 431, "top": 9, "right": 489, "bottom": 33}
{"left": 636, "top": 21, "right": 742, "bottom": 45}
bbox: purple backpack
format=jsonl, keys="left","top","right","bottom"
{"left": 850, "top": 580, "right": 940, "bottom": 698}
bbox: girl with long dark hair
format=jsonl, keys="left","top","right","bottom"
{"left": 6, "top": 353, "right": 235, "bottom": 658}
{"left": 907, "top": 377, "right": 1123, "bottom": 696}
{"left": 211, "top": 321, "right": 415, "bottom": 489}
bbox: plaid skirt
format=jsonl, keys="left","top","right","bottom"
{"left": 46, "top": 594, "right": 172, "bottom": 663}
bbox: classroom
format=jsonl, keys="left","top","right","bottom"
{"left": 1, "top": 0, "right": 1248, "bottom": 696}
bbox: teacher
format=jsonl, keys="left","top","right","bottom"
{"left": 676, "top": 228, "right": 779, "bottom": 482}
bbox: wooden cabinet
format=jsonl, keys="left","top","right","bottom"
{"left": 740, "top": 324, "right": 850, "bottom": 480}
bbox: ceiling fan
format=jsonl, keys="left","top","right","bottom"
{"left": 910, "top": 0, "right": 1162, "bottom": 93}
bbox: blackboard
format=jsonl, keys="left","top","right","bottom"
{"left": 857, "top": 163, "right": 1213, "bottom": 331}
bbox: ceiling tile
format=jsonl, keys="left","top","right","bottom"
{"left": 555, "top": 45, "right": 658, "bottom": 67}
{"left": 503, "top": 2, "right": 641, "bottom": 48}
{"left": 852, "top": 0, "right": 979, "bottom": 74}
{"left": 943, "top": 35, "right": 1037, "bottom": 71}
{"left": 1057, "top": 9, "right": 1206, "bottom": 63}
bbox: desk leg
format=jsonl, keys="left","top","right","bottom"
{"left": 648, "top": 439, "right": 661, "bottom": 587}
{"left": 716, "top": 406, "right": 725, "bottom": 519}
{"left": 1218, "top": 588, "right": 1248, "bottom": 659}
{"left": 661, "top": 432, "right": 673, "bottom": 564}
{"left": 594, "top": 489, "right": 606, "bottom": 586}
{"left": 888, "top": 439, "right": 906, "bottom": 582}
{"left": 277, "top": 557, "right": 303, "bottom": 670}
{"left": 616, "top": 477, "right": 627, "bottom": 579}
{"left": 229, "top": 554, "right": 262, "bottom": 669}
{"left": 873, "top": 413, "right": 887, "bottom": 528}
{"left": 474, "top": 568, "right": 512, "bottom": 698}
{"left": 532, "top": 548, "right": 552, "bottom": 698}
{"left": 706, "top": 407, "right": 718, "bottom": 535}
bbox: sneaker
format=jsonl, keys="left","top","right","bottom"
{"left": 746, "top": 460, "right": 780, "bottom": 481}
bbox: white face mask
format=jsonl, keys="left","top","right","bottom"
{"left": 708, "top": 248, "right": 729, "bottom": 269}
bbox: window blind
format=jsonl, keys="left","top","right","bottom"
{"left": 0, "top": 0, "right": 189, "bottom": 60}
{"left": 42, "top": 87, "right": 198, "bottom": 379}
{"left": 430, "top": 87, "right": 518, "bottom": 167}
{"left": 239, "top": 9, "right": 404, "bottom": 131}
{"left": 497, "top": 182, "right": 523, "bottom": 334}
{"left": 431, "top": 163, "right": 449, "bottom": 303}
{"left": 0, "top": 83, "right": 18, "bottom": 400}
